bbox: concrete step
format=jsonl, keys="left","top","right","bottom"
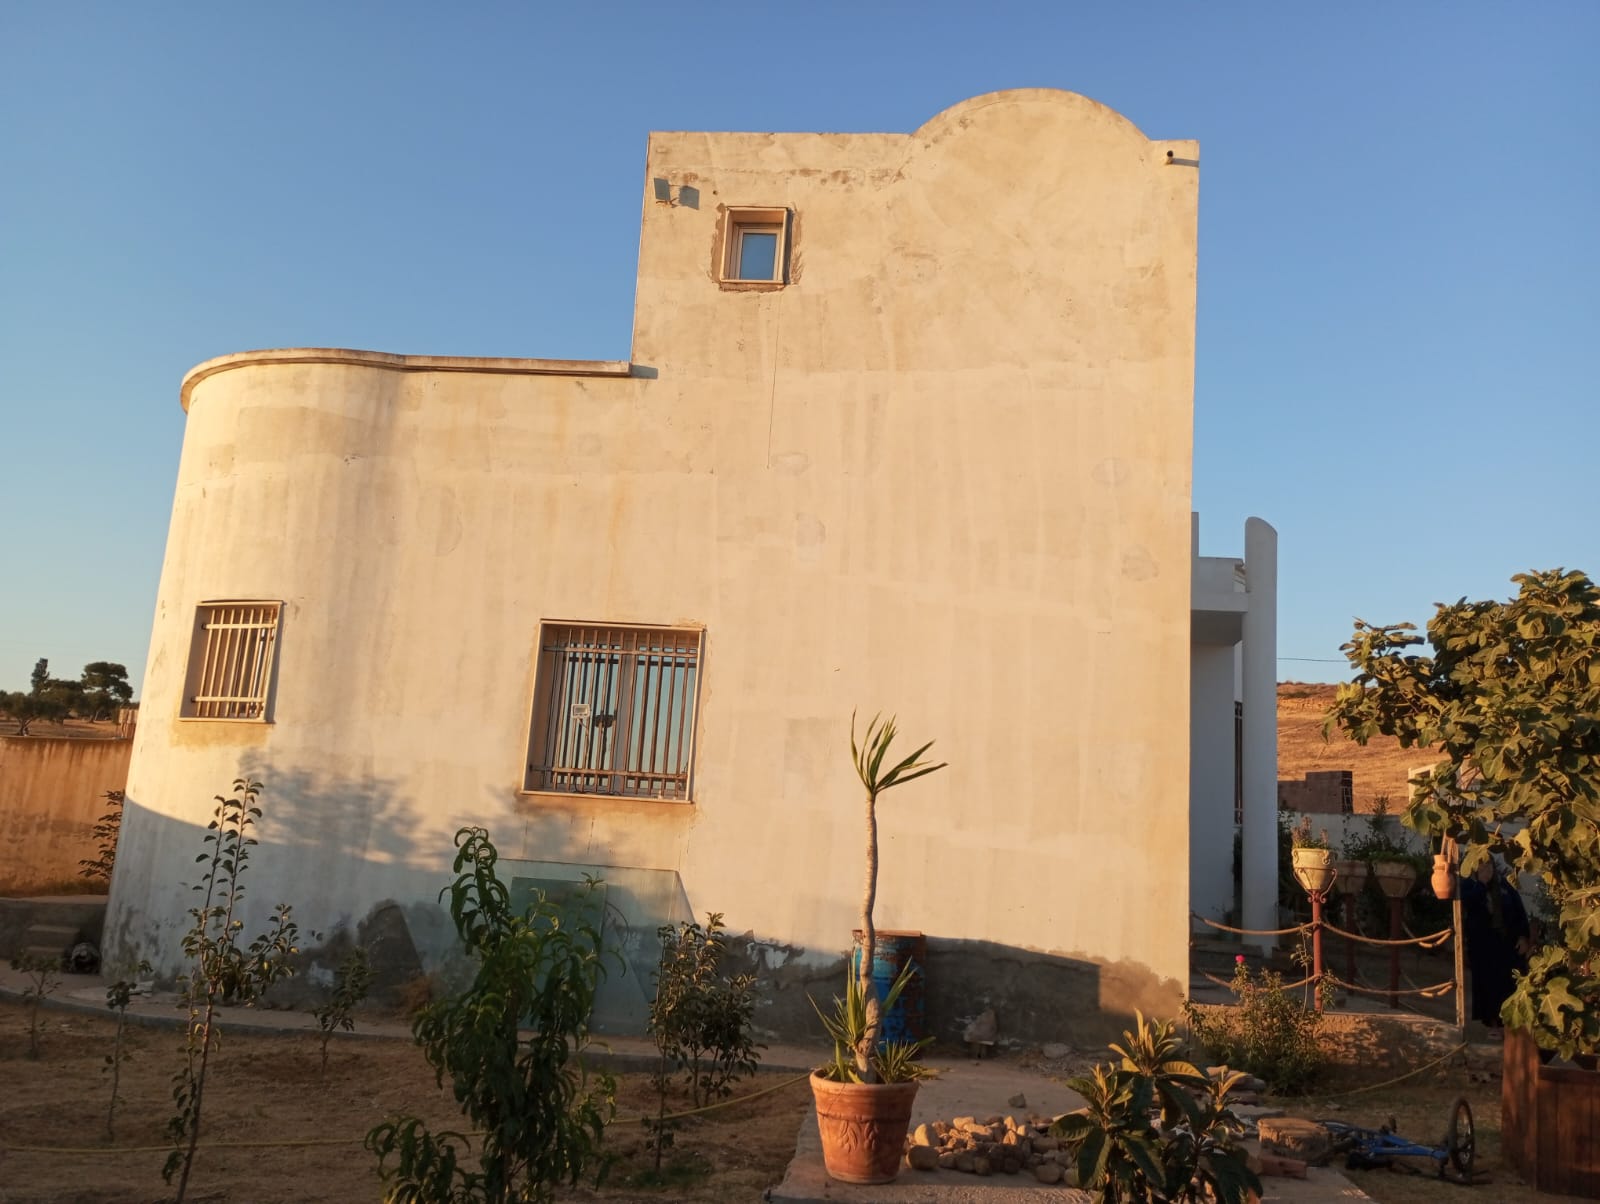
{"left": 22, "top": 923, "right": 82, "bottom": 942}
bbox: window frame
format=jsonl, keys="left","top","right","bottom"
{"left": 522, "top": 620, "right": 705, "bottom": 803}
{"left": 179, "top": 599, "right": 284, "bottom": 722}
{"left": 719, "top": 206, "right": 790, "bottom": 286}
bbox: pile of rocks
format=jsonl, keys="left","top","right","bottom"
{"left": 903, "top": 1112, "right": 1078, "bottom": 1185}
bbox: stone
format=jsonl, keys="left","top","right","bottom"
{"left": 1034, "top": 1136, "right": 1059, "bottom": 1152}
{"left": 1258, "top": 1117, "right": 1331, "bottom": 1163}
{"left": 358, "top": 901, "right": 426, "bottom": 1004}
{"left": 1008, "top": 1092, "right": 1027, "bottom": 1108}
{"left": 1041, "top": 1042, "right": 1071, "bottom": 1059}
{"left": 1258, "top": 1153, "right": 1308, "bottom": 1179}
{"left": 955, "top": 1153, "right": 975, "bottom": 1174}
{"left": 932, "top": 1120, "right": 951, "bottom": 1138}
{"left": 964, "top": 1008, "right": 998, "bottom": 1044}
{"left": 1001, "top": 1157, "right": 1021, "bottom": 1175}
{"left": 906, "top": 1145, "right": 940, "bottom": 1171}
{"left": 937, "top": 1151, "right": 959, "bottom": 1170}
{"left": 974, "top": 1156, "right": 992, "bottom": 1176}
{"left": 953, "top": 1115, "right": 976, "bottom": 1130}
{"left": 1004, "top": 1114, "right": 1020, "bottom": 1131}
{"left": 1233, "top": 1104, "right": 1285, "bottom": 1121}
{"left": 911, "top": 1123, "right": 934, "bottom": 1147}
{"left": 1035, "top": 1163, "right": 1064, "bottom": 1184}
{"left": 967, "top": 1124, "right": 997, "bottom": 1142}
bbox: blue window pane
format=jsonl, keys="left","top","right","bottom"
{"left": 738, "top": 230, "right": 778, "bottom": 280}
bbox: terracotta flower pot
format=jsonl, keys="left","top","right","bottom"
{"left": 1291, "top": 847, "right": 1335, "bottom": 894}
{"left": 810, "top": 1072, "right": 920, "bottom": 1184}
{"left": 1431, "top": 854, "right": 1456, "bottom": 900}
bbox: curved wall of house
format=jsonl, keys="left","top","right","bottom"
{"left": 108, "top": 88, "right": 1199, "bottom": 1041}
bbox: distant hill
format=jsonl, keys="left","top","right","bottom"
{"left": 1278, "top": 682, "right": 1432, "bottom": 813}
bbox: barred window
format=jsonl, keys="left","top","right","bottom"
{"left": 181, "top": 601, "right": 282, "bottom": 720}
{"left": 525, "top": 623, "right": 702, "bottom": 800}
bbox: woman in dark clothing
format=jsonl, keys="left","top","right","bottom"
{"left": 1460, "top": 859, "right": 1532, "bottom": 1034}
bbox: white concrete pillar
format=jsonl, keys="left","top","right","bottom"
{"left": 1239, "top": 518, "right": 1279, "bottom": 952}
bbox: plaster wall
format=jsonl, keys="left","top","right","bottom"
{"left": 0, "top": 736, "right": 131, "bottom": 893}
{"left": 109, "top": 89, "right": 1200, "bottom": 1039}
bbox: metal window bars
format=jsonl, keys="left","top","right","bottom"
{"left": 528, "top": 624, "right": 700, "bottom": 800}
{"left": 188, "top": 602, "right": 281, "bottom": 719}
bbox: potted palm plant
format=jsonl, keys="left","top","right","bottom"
{"left": 808, "top": 712, "right": 946, "bottom": 1184}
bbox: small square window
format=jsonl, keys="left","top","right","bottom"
{"left": 720, "top": 207, "right": 789, "bottom": 284}
{"left": 181, "top": 601, "right": 282, "bottom": 720}
{"left": 525, "top": 622, "right": 703, "bottom": 800}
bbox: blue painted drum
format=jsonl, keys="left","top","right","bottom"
{"left": 850, "top": 929, "right": 927, "bottom": 1043}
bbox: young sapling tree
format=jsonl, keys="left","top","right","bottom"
{"left": 104, "top": 960, "right": 151, "bottom": 1141}
{"left": 366, "top": 826, "right": 617, "bottom": 1204}
{"left": 313, "top": 946, "right": 374, "bottom": 1080}
{"left": 10, "top": 950, "right": 61, "bottom": 1060}
{"left": 164, "top": 779, "right": 300, "bottom": 1203}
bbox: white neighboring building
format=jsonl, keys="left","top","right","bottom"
{"left": 106, "top": 88, "right": 1278, "bottom": 1041}
{"left": 1190, "top": 515, "right": 1279, "bottom": 946}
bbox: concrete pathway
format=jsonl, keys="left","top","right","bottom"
{"left": 2, "top": 966, "right": 1372, "bottom": 1202}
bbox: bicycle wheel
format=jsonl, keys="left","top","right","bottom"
{"left": 1446, "top": 1096, "right": 1475, "bottom": 1178}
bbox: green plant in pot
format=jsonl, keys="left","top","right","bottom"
{"left": 1288, "top": 817, "right": 1335, "bottom": 894}
{"left": 809, "top": 712, "right": 945, "bottom": 1185}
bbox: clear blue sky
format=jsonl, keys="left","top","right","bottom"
{"left": 2, "top": 3, "right": 1595, "bottom": 695}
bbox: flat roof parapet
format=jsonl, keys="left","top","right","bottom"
{"left": 179, "top": 347, "right": 634, "bottom": 412}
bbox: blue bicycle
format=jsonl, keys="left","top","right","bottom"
{"left": 1317, "top": 1096, "right": 1476, "bottom": 1184}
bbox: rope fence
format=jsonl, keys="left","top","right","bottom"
{"left": 1191, "top": 900, "right": 1463, "bottom": 1021}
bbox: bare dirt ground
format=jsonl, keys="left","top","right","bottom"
{"left": 6, "top": 997, "right": 1583, "bottom": 1204}
{"left": 1278, "top": 682, "right": 1432, "bottom": 814}
{"left": 0, "top": 1001, "right": 810, "bottom": 1204}
{"left": 1250, "top": 1011, "right": 1584, "bottom": 1204}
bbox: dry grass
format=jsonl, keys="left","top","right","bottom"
{"left": 1278, "top": 682, "right": 1433, "bottom": 814}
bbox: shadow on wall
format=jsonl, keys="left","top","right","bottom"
{"left": 106, "top": 769, "right": 694, "bottom": 1030}
{"left": 723, "top": 932, "right": 1185, "bottom": 1050}
{"left": 110, "top": 771, "right": 1180, "bottom": 1044}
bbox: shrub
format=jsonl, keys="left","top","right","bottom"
{"left": 644, "top": 912, "right": 762, "bottom": 1171}
{"left": 1051, "top": 1011, "right": 1260, "bottom": 1204}
{"left": 366, "top": 826, "right": 616, "bottom": 1204}
{"left": 1182, "top": 963, "right": 1325, "bottom": 1094}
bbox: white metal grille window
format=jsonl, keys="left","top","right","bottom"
{"left": 182, "top": 601, "right": 282, "bottom": 720}
{"left": 525, "top": 623, "right": 703, "bottom": 800}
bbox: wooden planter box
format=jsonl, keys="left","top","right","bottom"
{"left": 1503, "top": 1027, "right": 1600, "bottom": 1197}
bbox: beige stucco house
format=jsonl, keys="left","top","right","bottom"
{"left": 106, "top": 88, "right": 1278, "bottom": 1043}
